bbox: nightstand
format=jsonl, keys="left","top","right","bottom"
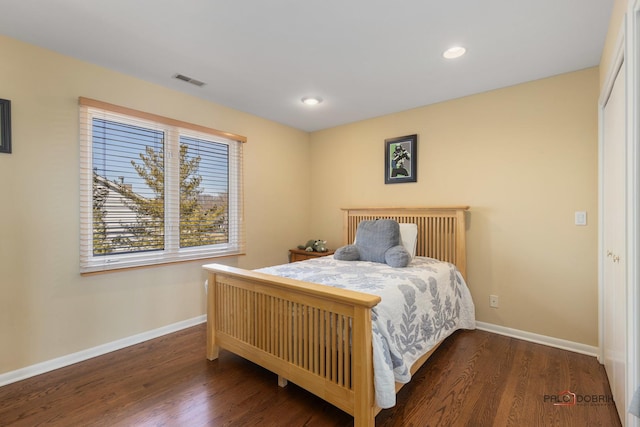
{"left": 289, "top": 248, "right": 335, "bottom": 263}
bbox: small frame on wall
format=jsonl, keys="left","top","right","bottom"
{"left": 385, "top": 134, "right": 417, "bottom": 184}
{"left": 0, "top": 98, "right": 11, "bottom": 154}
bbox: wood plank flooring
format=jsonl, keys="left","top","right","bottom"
{"left": 0, "top": 324, "right": 621, "bottom": 426}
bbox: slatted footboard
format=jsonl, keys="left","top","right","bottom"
{"left": 204, "top": 264, "right": 381, "bottom": 427}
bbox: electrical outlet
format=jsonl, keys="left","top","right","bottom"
{"left": 490, "top": 295, "right": 499, "bottom": 308}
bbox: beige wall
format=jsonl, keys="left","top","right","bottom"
{"left": 0, "top": 35, "right": 311, "bottom": 374}
{"left": 309, "top": 68, "right": 599, "bottom": 345}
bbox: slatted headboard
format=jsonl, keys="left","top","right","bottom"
{"left": 341, "top": 206, "right": 469, "bottom": 279}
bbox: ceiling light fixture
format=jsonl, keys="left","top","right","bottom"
{"left": 301, "top": 96, "right": 323, "bottom": 106}
{"left": 442, "top": 46, "right": 466, "bottom": 59}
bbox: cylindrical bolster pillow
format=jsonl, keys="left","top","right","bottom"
{"left": 334, "top": 244, "right": 360, "bottom": 261}
{"left": 384, "top": 245, "right": 411, "bottom": 268}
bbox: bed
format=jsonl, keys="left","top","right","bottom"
{"left": 203, "top": 206, "right": 475, "bottom": 427}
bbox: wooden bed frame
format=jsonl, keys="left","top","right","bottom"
{"left": 203, "top": 206, "right": 469, "bottom": 427}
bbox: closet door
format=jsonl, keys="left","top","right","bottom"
{"left": 602, "top": 63, "right": 626, "bottom": 424}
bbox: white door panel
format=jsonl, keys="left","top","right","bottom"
{"left": 602, "top": 63, "right": 626, "bottom": 425}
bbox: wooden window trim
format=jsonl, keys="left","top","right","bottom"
{"left": 79, "top": 97, "right": 247, "bottom": 143}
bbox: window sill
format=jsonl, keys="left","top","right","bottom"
{"left": 80, "top": 252, "right": 246, "bottom": 276}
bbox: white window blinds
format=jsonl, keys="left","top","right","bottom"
{"left": 79, "top": 97, "right": 245, "bottom": 273}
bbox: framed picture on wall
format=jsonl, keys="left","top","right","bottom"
{"left": 385, "top": 134, "right": 417, "bottom": 184}
{"left": 0, "top": 99, "right": 11, "bottom": 154}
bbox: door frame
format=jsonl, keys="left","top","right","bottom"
{"left": 626, "top": 2, "right": 640, "bottom": 426}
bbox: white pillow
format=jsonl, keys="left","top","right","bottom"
{"left": 399, "top": 223, "right": 418, "bottom": 259}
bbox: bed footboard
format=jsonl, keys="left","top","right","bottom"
{"left": 204, "top": 263, "right": 382, "bottom": 427}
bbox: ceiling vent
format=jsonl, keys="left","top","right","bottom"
{"left": 173, "top": 73, "right": 206, "bottom": 87}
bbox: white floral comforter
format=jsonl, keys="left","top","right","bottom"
{"left": 257, "top": 256, "right": 476, "bottom": 408}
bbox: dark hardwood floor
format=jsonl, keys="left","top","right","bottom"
{"left": 0, "top": 324, "right": 621, "bottom": 426}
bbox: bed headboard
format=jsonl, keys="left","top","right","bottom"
{"left": 341, "top": 206, "right": 469, "bottom": 279}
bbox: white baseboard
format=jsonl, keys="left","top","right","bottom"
{"left": 0, "top": 315, "right": 206, "bottom": 388}
{"left": 476, "top": 321, "right": 599, "bottom": 358}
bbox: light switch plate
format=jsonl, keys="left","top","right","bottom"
{"left": 575, "top": 211, "right": 587, "bottom": 226}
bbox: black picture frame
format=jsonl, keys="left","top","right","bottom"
{"left": 385, "top": 134, "right": 417, "bottom": 184}
{"left": 0, "top": 99, "right": 11, "bottom": 154}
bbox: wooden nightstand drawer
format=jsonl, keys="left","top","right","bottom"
{"left": 289, "top": 248, "right": 335, "bottom": 263}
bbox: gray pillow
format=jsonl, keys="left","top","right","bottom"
{"left": 334, "top": 244, "right": 360, "bottom": 261}
{"left": 385, "top": 245, "right": 412, "bottom": 268}
{"left": 355, "top": 219, "right": 400, "bottom": 263}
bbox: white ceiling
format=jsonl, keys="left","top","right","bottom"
{"left": 0, "top": 0, "right": 613, "bottom": 132}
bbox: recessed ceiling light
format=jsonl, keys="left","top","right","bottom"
{"left": 442, "top": 46, "right": 466, "bottom": 59}
{"left": 301, "top": 96, "right": 323, "bottom": 106}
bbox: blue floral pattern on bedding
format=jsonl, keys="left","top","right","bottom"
{"left": 257, "top": 256, "right": 476, "bottom": 408}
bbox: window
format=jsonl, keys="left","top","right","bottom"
{"left": 79, "top": 98, "right": 245, "bottom": 273}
